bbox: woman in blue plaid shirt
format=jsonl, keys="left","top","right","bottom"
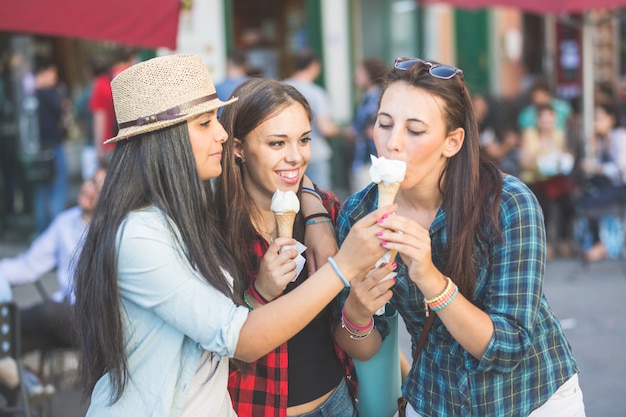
{"left": 335, "top": 58, "right": 585, "bottom": 417}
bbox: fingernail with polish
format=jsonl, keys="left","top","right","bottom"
{"left": 391, "top": 262, "right": 397, "bottom": 269}
{"left": 376, "top": 231, "right": 384, "bottom": 237}
{"left": 381, "top": 241, "right": 388, "bottom": 246}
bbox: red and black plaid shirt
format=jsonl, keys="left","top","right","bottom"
{"left": 228, "top": 190, "right": 358, "bottom": 417}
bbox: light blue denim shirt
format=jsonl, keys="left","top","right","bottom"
{"left": 87, "top": 206, "right": 249, "bottom": 417}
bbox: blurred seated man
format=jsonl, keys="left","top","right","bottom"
{"left": 0, "top": 162, "right": 107, "bottom": 354}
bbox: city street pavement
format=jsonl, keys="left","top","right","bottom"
{"left": 2, "top": 217, "right": 625, "bottom": 416}
{"left": 398, "top": 257, "right": 626, "bottom": 417}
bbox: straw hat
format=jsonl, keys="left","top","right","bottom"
{"left": 104, "top": 54, "right": 236, "bottom": 144}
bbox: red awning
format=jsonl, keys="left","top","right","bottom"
{"left": 0, "top": 0, "right": 180, "bottom": 49}
{"left": 423, "top": 0, "right": 626, "bottom": 14}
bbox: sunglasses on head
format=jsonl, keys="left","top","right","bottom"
{"left": 394, "top": 57, "right": 464, "bottom": 84}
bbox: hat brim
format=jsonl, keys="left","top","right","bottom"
{"left": 104, "top": 96, "right": 238, "bottom": 144}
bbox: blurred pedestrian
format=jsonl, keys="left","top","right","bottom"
{"left": 347, "top": 57, "right": 387, "bottom": 192}
{"left": 518, "top": 79, "right": 571, "bottom": 132}
{"left": 472, "top": 93, "right": 520, "bottom": 177}
{"left": 519, "top": 104, "right": 577, "bottom": 259}
{"left": 109, "top": 47, "right": 137, "bottom": 80}
{"left": 285, "top": 50, "right": 340, "bottom": 190}
{"left": 74, "top": 57, "right": 104, "bottom": 180}
{"left": 88, "top": 56, "right": 115, "bottom": 164}
{"left": 33, "top": 58, "right": 69, "bottom": 234}
{"left": 576, "top": 102, "right": 626, "bottom": 261}
{"left": 0, "top": 53, "right": 19, "bottom": 226}
{"left": 89, "top": 47, "right": 135, "bottom": 164}
{"left": 215, "top": 48, "right": 250, "bottom": 102}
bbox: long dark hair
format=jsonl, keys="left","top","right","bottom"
{"left": 385, "top": 62, "right": 503, "bottom": 299}
{"left": 73, "top": 122, "right": 246, "bottom": 403}
{"left": 215, "top": 77, "right": 312, "bottom": 285}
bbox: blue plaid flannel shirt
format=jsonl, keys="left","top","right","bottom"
{"left": 334, "top": 175, "right": 579, "bottom": 417}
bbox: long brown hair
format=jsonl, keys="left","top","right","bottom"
{"left": 215, "top": 77, "right": 312, "bottom": 287}
{"left": 385, "top": 61, "right": 503, "bottom": 299}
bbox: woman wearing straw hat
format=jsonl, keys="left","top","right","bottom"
{"left": 73, "top": 54, "right": 393, "bottom": 416}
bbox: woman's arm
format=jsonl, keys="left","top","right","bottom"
{"left": 248, "top": 237, "right": 300, "bottom": 301}
{"left": 118, "top": 206, "right": 393, "bottom": 362}
{"left": 376, "top": 214, "right": 494, "bottom": 360}
{"left": 235, "top": 205, "right": 393, "bottom": 361}
{"left": 333, "top": 263, "right": 395, "bottom": 361}
{"left": 300, "top": 176, "right": 339, "bottom": 274}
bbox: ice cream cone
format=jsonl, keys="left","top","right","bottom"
{"left": 377, "top": 182, "right": 401, "bottom": 208}
{"left": 369, "top": 156, "right": 406, "bottom": 265}
{"left": 275, "top": 211, "right": 297, "bottom": 238}
{"left": 377, "top": 182, "right": 401, "bottom": 262}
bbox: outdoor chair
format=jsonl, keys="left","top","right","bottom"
{"left": 0, "top": 302, "right": 31, "bottom": 417}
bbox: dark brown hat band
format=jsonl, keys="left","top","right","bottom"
{"left": 118, "top": 93, "right": 218, "bottom": 130}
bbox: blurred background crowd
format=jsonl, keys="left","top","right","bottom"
{"left": 1, "top": 1, "right": 626, "bottom": 415}
{"left": 2, "top": 1, "right": 626, "bottom": 263}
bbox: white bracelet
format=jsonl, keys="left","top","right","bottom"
{"left": 327, "top": 257, "right": 350, "bottom": 287}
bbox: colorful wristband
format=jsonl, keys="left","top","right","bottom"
{"left": 248, "top": 281, "right": 269, "bottom": 305}
{"left": 303, "top": 212, "right": 332, "bottom": 223}
{"left": 243, "top": 290, "right": 254, "bottom": 310}
{"left": 341, "top": 308, "right": 374, "bottom": 332}
{"left": 301, "top": 187, "right": 323, "bottom": 203}
{"left": 424, "top": 276, "right": 455, "bottom": 317}
{"left": 306, "top": 217, "right": 332, "bottom": 226}
{"left": 429, "top": 285, "right": 458, "bottom": 312}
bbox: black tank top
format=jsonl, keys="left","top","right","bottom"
{"left": 287, "top": 307, "right": 344, "bottom": 406}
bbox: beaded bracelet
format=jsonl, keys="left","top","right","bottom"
{"left": 303, "top": 212, "right": 332, "bottom": 224}
{"left": 427, "top": 281, "right": 456, "bottom": 307}
{"left": 301, "top": 187, "right": 323, "bottom": 203}
{"left": 424, "top": 276, "right": 454, "bottom": 317}
{"left": 428, "top": 282, "right": 458, "bottom": 309}
{"left": 429, "top": 285, "right": 458, "bottom": 312}
{"left": 327, "top": 256, "right": 350, "bottom": 287}
{"left": 341, "top": 314, "right": 374, "bottom": 340}
{"left": 341, "top": 307, "right": 374, "bottom": 332}
{"left": 306, "top": 217, "right": 332, "bottom": 226}
{"left": 243, "top": 290, "right": 254, "bottom": 310}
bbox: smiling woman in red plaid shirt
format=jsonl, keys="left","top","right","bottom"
{"left": 215, "top": 78, "right": 395, "bottom": 417}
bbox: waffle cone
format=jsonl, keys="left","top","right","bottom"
{"left": 377, "top": 182, "right": 400, "bottom": 263}
{"left": 377, "top": 182, "right": 401, "bottom": 208}
{"left": 275, "top": 211, "right": 297, "bottom": 238}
